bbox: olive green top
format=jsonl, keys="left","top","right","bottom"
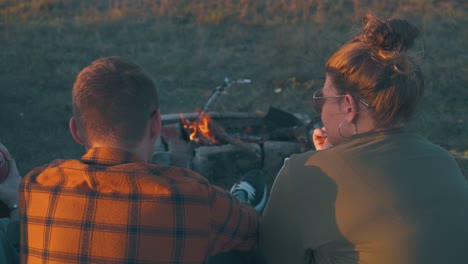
{"left": 260, "top": 129, "right": 468, "bottom": 264}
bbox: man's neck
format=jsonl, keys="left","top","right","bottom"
{"left": 88, "top": 142, "right": 152, "bottom": 162}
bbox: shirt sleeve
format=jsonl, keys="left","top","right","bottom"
{"left": 206, "top": 184, "right": 259, "bottom": 255}
{"left": 259, "top": 158, "right": 306, "bottom": 264}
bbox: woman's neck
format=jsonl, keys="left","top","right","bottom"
{"left": 355, "top": 112, "right": 403, "bottom": 134}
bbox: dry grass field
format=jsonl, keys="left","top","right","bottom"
{"left": 0, "top": 0, "right": 467, "bottom": 183}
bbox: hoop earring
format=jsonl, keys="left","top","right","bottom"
{"left": 338, "top": 121, "right": 357, "bottom": 138}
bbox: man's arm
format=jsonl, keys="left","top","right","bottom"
{"left": 206, "top": 184, "right": 259, "bottom": 255}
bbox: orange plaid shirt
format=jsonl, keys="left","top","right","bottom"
{"left": 20, "top": 147, "right": 259, "bottom": 263}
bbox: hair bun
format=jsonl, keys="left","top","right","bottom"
{"left": 361, "top": 14, "right": 419, "bottom": 55}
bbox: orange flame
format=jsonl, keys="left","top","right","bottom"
{"left": 180, "top": 113, "right": 217, "bottom": 144}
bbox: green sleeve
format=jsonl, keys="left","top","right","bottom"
{"left": 260, "top": 158, "right": 305, "bottom": 264}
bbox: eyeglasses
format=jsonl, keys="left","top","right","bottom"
{"left": 312, "top": 90, "right": 370, "bottom": 113}
{"left": 312, "top": 90, "right": 346, "bottom": 113}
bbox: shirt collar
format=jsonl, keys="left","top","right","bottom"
{"left": 81, "top": 147, "right": 145, "bottom": 166}
{"left": 342, "top": 127, "right": 407, "bottom": 143}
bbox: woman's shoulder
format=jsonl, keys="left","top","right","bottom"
{"left": 289, "top": 149, "right": 321, "bottom": 164}
{"left": 287, "top": 147, "right": 340, "bottom": 172}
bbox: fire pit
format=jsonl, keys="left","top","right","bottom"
{"left": 152, "top": 77, "right": 317, "bottom": 188}
{"left": 153, "top": 107, "right": 316, "bottom": 188}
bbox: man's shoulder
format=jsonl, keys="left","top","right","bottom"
{"left": 24, "top": 160, "right": 210, "bottom": 184}
{"left": 23, "top": 159, "right": 75, "bottom": 180}
{"left": 22, "top": 161, "right": 215, "bottom": 201}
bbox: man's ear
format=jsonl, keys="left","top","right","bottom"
{"left": 149, "top": 110, "right": 162, "bottom": 139}
{"left": 69, "top": 116, "right": 86, "bottom": 146}
{"left": 343, "top": 94, "right": 359, "bottom": 123}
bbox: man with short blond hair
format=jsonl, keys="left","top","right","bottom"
{"left": 20, "top": 56, "right": 264, "bottom": 263}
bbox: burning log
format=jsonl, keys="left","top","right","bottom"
{"left": 180, "top": 111, "right": 261, "bottom": 158}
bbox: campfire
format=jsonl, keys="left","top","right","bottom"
{"left": 154, "top": 108, "right": 315, "bottom": 188}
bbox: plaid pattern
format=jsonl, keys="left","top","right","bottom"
{"left": 20, "top": 147, "right": 259, "bottom": 264}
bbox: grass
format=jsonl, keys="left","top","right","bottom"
{"left": 0, "top": 0, "right": 467, "bottom": 183}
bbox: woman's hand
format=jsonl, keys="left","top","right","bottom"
{"left": 313, "top": 127, "right": 334, "bottom": 150}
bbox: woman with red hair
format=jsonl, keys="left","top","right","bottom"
{"left": 260, "top": 14, "right": 468, "bottom": 264}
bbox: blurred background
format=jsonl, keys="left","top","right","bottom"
{"left": 0, "top": 0, "right": 466, "bottom": 180}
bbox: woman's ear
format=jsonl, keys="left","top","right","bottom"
{"left": 343, "top": 94, "right": 359, "bottom": 123}
{"left": 69, "top": 116, "right": 86, "bottom": 146}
